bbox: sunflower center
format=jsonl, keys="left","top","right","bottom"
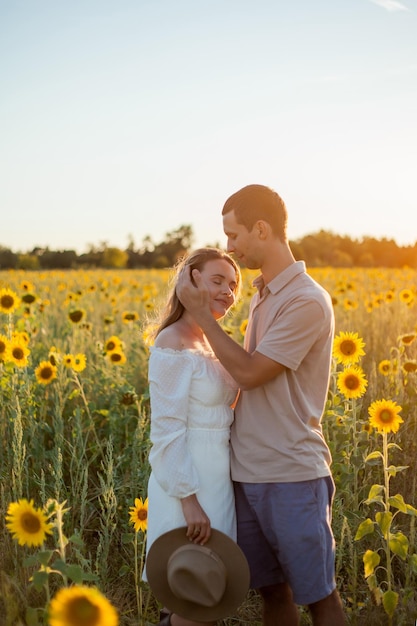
{"left": 106, "top": 341, "right": 116, "bottom": 351}
{"left": 1, "top": 295, "right": 14, "bottom": 309}
{"left": 21, "top": 512, "right": 42, "bottom": 534}
{"left": 13, "top": 347, "right": 24, "bottom": 360}
{"left": 67, "top": 597, "right": 100, "bottom": 626}
{"left": 111, "top": 353, "right": 121, "bottom": 362}
{"left": 41, "top": 366, "right": 53, "bottom": 379}
{"left": 345, "top": 375, "right": 360, "bottom": 390}
{"left": 22, "top": 293, "right": 36, "bottom": 304}
{"left": 69, "top": 311, "right": 83, "bottom": 323}
{"left": 137, "top": 509, "right": 147, "bottom": 521}
{"left": 379, "top": 409, "right": 393, "bottom": 423}
{"left": 0, "top": 341, "right": 6, "bottom": 353}
{"left": 340, "top": 340, "right": 355, "bottom": 355}
{"left": 124, "top": 313, "right": 136, "bottom": 321}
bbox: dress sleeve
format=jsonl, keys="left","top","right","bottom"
{"left": 147, "top": 349, "right": 200, "bottom": 498}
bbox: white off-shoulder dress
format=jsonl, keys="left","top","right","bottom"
{"left": 143, "top": 346, "right": 238, "bottom": 581}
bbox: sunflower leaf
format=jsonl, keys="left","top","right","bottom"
{"left": 375, "top": 511, "right": 393, "bottom": 539}
{"left": 23, "top": 554, "right": 40, "bottom": 567}
{"left": 355, "top": 518, "right": 375, "bottom": 540}
{"left": 31, "top": 570, "right": 49, "bottom": 592}
{"left": 386, "top": 464, "right": 408, "bottom": 477}
{"left": 65, "top": 564, "right": 85, "bottom": 584}
{"left": 363, "top": 549, "right": 380, "bottom": 578}
{"left": 382, "top": 589, "right": 399, "bottom": 618}
{"left": 389, "top": 532, "right": 409, "bottom": 560}
{"left": 365, "top": 484, "right": 385, "bottom": 505}
{"left": 388, "top": 494, "right": 408, "bottom": 513}
{"left": 365, "top": 451, "right": 383, "bottom": 463}
{"left": 25, "top": 607, "right": 40, "bottom": 626}
{"left": 37, "top": 550, "right": 54, "bottom": 567}
{"left": 406, "top": 504, "right": 417, "bottom": 516}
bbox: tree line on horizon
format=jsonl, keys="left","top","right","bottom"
{"left": 1, "top": 224, "right": 416, "bottom": 270}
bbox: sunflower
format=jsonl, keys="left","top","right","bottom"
{"left": 142, "top": 325, "right": 157, "bottom": 347}
{"left": 7, "top": 340, "right": 30, "bottom": 368}
{"left": 35, "top": 360, "right": 58, "bottom": 385}
{"left": 106, "top": 350, "right": 126, "bottom": 366}
{"left": 398, "top": 333, "right": 416, "bottom": 346}
{"left": 0, "top": 288, "right": 20, "bottom": 314}
{"left": 378, "top": 359, "right": 393, "bottom": 376}
{"left": 68, "top": 309, "right": 86, "bottom": 324}
{"left": 122, "top": 311, "right": 139, "bottom": 324}
{"left": 368, "top": 399, "right": 403, "bottom": 434}
{"left": 21, "top": 279, "right": 34, "bottom": 292}
{"left": 364, "top": 299, "right": 373, "bottom": 313}
{"left": 343, "top": 298, "right": 358, "bottom": 311}
{"left": 129, "top": 497, "right": 148, "bottom": 532}
{"left": 239, "top": 319, "right": 248, "bottom": 336}
{"left": 104, "top": 335, "right": 122, "bottom": 353}
{"left": 337, "top": 366, "right": 368, "bottom": 399}
{"left": 48, "top": 585, "right": 119, "bottom": 626}
{"left": 6, "top": 498, "right": 53, "bottom": 547}
{"left": 12, "top": 331, "right": 30, "bottom": 345}
{"left": 402, "top": 360, "right": 417, "bottom": 374}
{"left": 63, "top": 354, "right": 75, "bottom": 368}
{"left": 0, "top": 334, "right": 9, "bottom": 361}
{"left": 72, "top": 353, "right": 87, "bottom": 373}
{"left": 333, "top": 331, "right": 365, "bottom": 365}
{"left": 399, "top": 288, "right": 414, "bottom": 305}
{"left": 21, "top": 292, "right": 37, "bottom": 305}
{"left": 49, "top": 347, "right": 61, "bottom": 366}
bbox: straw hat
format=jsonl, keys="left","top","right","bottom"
{"left": 146, "top": 527, "right": 250, "bottom": 621}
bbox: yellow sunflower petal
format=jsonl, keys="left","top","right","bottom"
{"left": 129, "top": 497, "right": 148, "bottom": 532}
{"left": 6, "top": 498, "right": 53, "bottom": 547}
{"left": 333, "top": 331, "right": 365, "bottom": 365}
{"left": 368, "top": 399, "right": 403, "bottom": 434}
{"left": 337, "top": 365, "right": 368, "bottom": 399}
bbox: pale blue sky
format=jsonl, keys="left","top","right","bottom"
{"left": 1, "top": 0, "right": 416, "bottom": 253}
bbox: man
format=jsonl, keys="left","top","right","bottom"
{"left": 176, "top": 184, "right": 345, "bottom": 626}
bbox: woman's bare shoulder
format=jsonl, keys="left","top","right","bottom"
{"left": 154, "top": 323, "right": 190, "bottom": 351}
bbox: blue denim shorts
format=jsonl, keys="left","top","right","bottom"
{"left": 233, "top": 476, "right": 336, "bottom": 606}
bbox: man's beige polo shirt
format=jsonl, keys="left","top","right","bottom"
{"left": 230, "top": 261, "right": 334, "bottom": 483}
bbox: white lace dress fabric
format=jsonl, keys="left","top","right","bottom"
{"left": 143, "top": 346, "right": 238, "bottom": 581}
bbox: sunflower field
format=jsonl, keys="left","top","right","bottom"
{"left": 0, "top": 266, "right": 416, "bottom": 626}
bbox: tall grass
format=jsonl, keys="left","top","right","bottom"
{"left": 0, "top": 267, "right": 416, "bottom": 625}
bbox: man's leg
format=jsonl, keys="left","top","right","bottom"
{"left": 308, "top": 589, "right": 346, "bottom": 626}
{"left": 259, "top": 582, "right": 299, "bottom": 626}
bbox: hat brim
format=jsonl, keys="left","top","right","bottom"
{"left": 146, "top": 527, "right": 250, "bottom": 621}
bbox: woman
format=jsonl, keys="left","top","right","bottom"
{"left": 144, "top": 248, "right": 241, "bottom": 626}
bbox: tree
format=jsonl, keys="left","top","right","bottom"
{"left": 101, "top": 247, "right": 128, "bottom": 269}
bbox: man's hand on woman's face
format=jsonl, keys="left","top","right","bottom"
{"left": 176, "top": 266, "right": 210, "bottom": 315}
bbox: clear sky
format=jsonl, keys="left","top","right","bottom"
{"left": 1, "top": 0, "right": 416, "bottom": 254}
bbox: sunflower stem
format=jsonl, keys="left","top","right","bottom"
{"left": 382, "top": 431, "right": 393, "bottom": 595}
{"left": 134, "top": 531, "right": 141, "bottom": 619}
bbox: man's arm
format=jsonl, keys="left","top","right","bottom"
{"left": 176, "top": 267, "right": 284, "bottom": 389}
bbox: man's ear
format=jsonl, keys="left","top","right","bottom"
{"left": 255, "top": 220, "right": 269, "bottom": 240}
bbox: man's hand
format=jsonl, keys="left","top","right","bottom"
{"left": 176, "top": 266, "right": 211, "bottom": 321}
